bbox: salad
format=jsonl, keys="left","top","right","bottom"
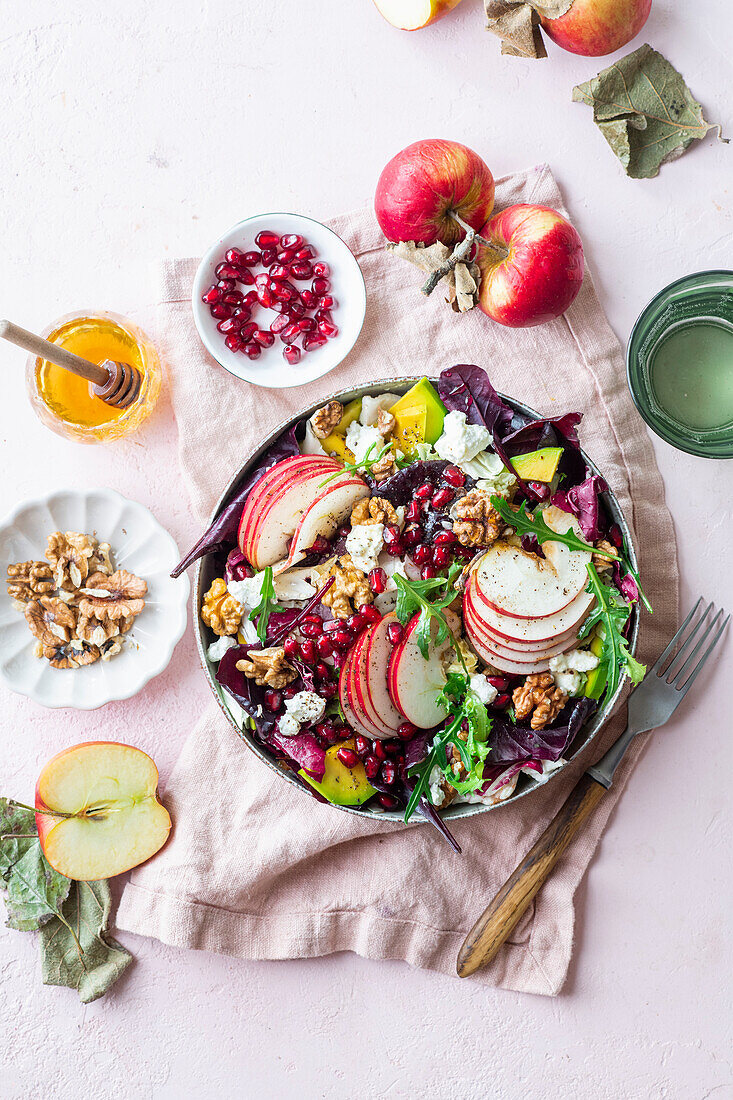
{"left": 174, "top": 364, "right": 649, "bottom": 853}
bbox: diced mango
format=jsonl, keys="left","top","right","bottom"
{"left": 390, "top": 378, "right": 447, "bottom": 455}
{"left": 320, "top": 397, "right": 362, "bottom": 461}
{"left": 511, "top": 447, "right": 563, "bottom": 483}
{"left": 299, "top": 740, "right": 376, "bottom": 807}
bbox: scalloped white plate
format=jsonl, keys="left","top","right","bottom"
{"left": 0, "top": 489, "right": 189, "bottom": 709}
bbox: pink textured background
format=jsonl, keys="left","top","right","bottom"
{"left": 1, "top": 1, "right": 731, "bottom": 1097}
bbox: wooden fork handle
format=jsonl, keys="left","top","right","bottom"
{"left": 456, "top": 771, "right": 607, "bottom": 978}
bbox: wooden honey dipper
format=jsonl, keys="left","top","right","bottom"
{"left": 0, "top": 319, "right": 143, "bottom": 409}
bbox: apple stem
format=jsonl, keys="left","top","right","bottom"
{"left": 8, "top": 798, "right": 107, "bottom": 821}
{"left": 420, "top": 211, "right": 508, "bottom": 298}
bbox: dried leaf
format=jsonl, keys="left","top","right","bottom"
{"left": 573, "top": 44, "right": 727, "bottom": 179}
{"left": 387, "top": 241, "right": 480, "bottom": 312}
{"left": 40, "top": 879, "right": 132, "bottom": 1004}
{"left": 484, "top": 0, "right": 571, "bottom": 58}
{"left": 0, "top": 799, "right": 72, "bottom": 931}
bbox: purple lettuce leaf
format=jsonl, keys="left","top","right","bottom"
{"left": 437, "top": 364, "right": 521, "bottom": 483}
{"left": 486, "top": 697, "right": 596, "bottom": 766}
{"left": 376, "top": 459, "right": 451, "bottom": 506}
{"left": 224, "top": 547, "right": 251, "bottom": 585}
{"left": 269, "top": 729, "right": 326, "bottom": 781}
{"left": 171, "top": 424, "right": 300, "bottom": 577}
{"left": 501, "top": 412, "right": 582, "bottom": 455}
{"left": 613, "top": 562, "right": 640, "bottom": 606}
{"left": 551, "top": 473, "right": 609, "bottom": 542}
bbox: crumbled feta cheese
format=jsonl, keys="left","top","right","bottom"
{"left": 227, "top": 574, "right": 264, "bottom": 611}
{"left": 549, "top": 649, "right": 599, "bottom": 696}
{"left": 469, "top": 673, "right": 498, "bottom": 706}
{"left": 273, "top": 568, "right": 316, "bottom": 601}
{"left": 434, "top": 411, "right": 491, "bottom": 465}
{"left": 302, "top": 419, "right": 327, "bottom": 455}
{"left": 286, "top": 690, "right": 326, "bottom": 726}
{"left": 552, "top": 669, "right": 582, "bottom": 695}
{"left": 207, "top": 634, "right": 238, "bottom": 663}
{"left": 278, "top": 714, "right": 301, "bottom": 738}
{"left": 345, "top": 522, "right": 385, "bottom": 573}
{"left": 428, "top": 764, "right": 445, "bottom": 807}
{"left": 345, "top": 420, "right": 384, "bottom": 464}
{"left": 360, "top": 393, "right": 400, "bottom": 426}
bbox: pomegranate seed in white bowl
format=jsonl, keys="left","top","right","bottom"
{"left": 192, "top": 213, "right": 367, "bottom": 389}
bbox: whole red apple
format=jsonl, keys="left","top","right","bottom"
{"left": 373, "top": 0, "right": 464, "bottom": 31}
{"left": 541, "top": 0, "right": 651, "bottom": 56}
{"left": 375, "top": 139, "right": 495, "bottom": 247}
{"left": 476, "top": 205, "right": 584, "bottom": 328}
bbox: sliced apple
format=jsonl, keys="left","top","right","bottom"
{"left": 387, "top": 612, "right": 454, "bottom": 729}
{"left": 35, "top": 742, "right": 171, "bottom": 881}
{"left": 358, "top": 615, "right": 405, "bottom": 736}
{"left": 280, "top": 475, "right": 369, "bottom": 571}
{"left": 464, "top": 600, "right": 578, "bottom": 660}
{"left": 468, "top": 630, "right": 554, "bottom": 676}
{"left": 339, "top": 647, "right": 385, "bottom": 741}
{"left": 466, "top": 573, "right": 594, "bottom": 644}
{"left": 348, "top": 632, "right": 395, "bottom": 739}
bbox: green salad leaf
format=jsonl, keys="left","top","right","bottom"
{"left": 248, "top": 566, "right": 283, "bottom": 646}
{"left": 319, "top": 441, "right": 393, "bottom": 486}
{"left": 393, "top": 563, "right": 464, "bottom": 664}
{"left": 579, "top": 565, "right": 646, "bottom": 698}
{"left": 0, "top": 799, "right": 71, "bottom": 931}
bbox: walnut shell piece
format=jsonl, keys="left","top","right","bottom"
{"left": 236, "top": 647, "right": 296, "bottom": 689}
{"left": 452, "top": 490, "right": 503, "bottom": 548}
{"left": 77, "top": 569, "right": 147, "bottom": 624}
{"left": 200, "top": 577, "right": 242, "bottom": 636}
{"left": 350, "top": 496, "right": 398, "bottom": 527}
{"left": 25, "top": 597, "right": 77, "bottom": 647}
{"left": 312, "top": 401, "right": 344, "bottom": 439}
{"left": 6, "top": 560, "right": 54, "bottom": 602}
{"left": 320, "top": 554, "right": 374, "bottom": 619}
{"left": 512, "top": 672, "right": 567, "bottom": 731}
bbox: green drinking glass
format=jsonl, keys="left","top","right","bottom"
{"left": 626, "top": 270, "right": 733, "bottom": 459}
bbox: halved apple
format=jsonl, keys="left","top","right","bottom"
{"left": 35, "top": 742, "right": 171, "bottom": 881}
{"left": 387, "top": 612, "right": 455, "bottom": 728}
{"left": 373, "top": 0, "right": 464, "bottom": 32}
{"left": 465, "top": 574, "right": 593, "bottom": 644}
{"left": 279, "top": 475, "right": 369, "bottom": 571}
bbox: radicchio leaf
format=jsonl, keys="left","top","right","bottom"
{"left": 269, "top": 730, "right": 326, "bottom": 781}
{"left": 613, "top": 562, "right": 640, "bottom": 606}
{"left": 224, "top": 547, "right": 251, "bottom": 584}
{"left": 486, "top": 697, "right": 596, "bottom": 766}
{"left": 171, "top": 425, "right": 300, "bottom": 577}
{"left": 268, "top": 578, "right": 335, "bottom": 645}
{"left": 376, "top": 459, "right": 451, "bottom": 506}
{"left": 551, "top": 473, "right": 609, "bottom": 542}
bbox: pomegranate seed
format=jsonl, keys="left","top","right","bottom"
{"left": 364, "top": 755, "right": 380, "bottom": 779}
{"left": 243, "top": 250, "right": 261, "bottom": 266}
{"left": 283, "top": 344, "right": 301, "bottom": 365}
{"left": 255, "top": 272, "right": 269, "bottom": 289}
{"left": 322, "top": 619, "right": 343, "bottom": 635}
{"left": 332, "top": 630, "right": 352, "bottom": 649}
{"left": 224, "top": 247, "right": 245, "bottom": 265}
{"left": 315, "top": 309, "right": 333, "bottom": 325}
{"left": 487, "top": 676, "right": 509, "bottom": 690}
{"left": 217, "top": 317, "right": 239, "bottom": 334}
{"left": 415, "top": 482, "right": 433, "bottom": 500}
{"left": 374, "top": 741, "right": 387, "bottom": 760}
{"left": 255, "top": 230, "right": 280, "bottom": 249}
{"left": 442, "top": 465, "right": 465, "bottom": 488}
{"left": 383, "top": 524, "right": 401, "bottom": 545}
{"left": 296, "top": 245, "right": 316, "bottom": 260}
{"left": 317, "top": 294, "right": 336, "bottom": 311}
{"left": 222, "top": 290, "right": 243, "bottom": 305}
{"left": 232, "top": 305, "right": 251, "bottom": 321}
{"left": 272, "top": 280, "right": 297, "bottom": 302}
{"left": 313, "top": 261, "right": 330, "bottom": 278}
{"left": 384, "top": 540, "right": 404, "bottom": 557}
{"left": 331, "top": 649, "right": 347, "bottom": 670}
{"left": 528, "top": 480, "right": 550, "bottom": 501}
{"left": 240, "top": 321, "right": 258, "bottom": 342}
{"left": 402, "top": 524, "right": 421, "bottom": 547}
{"left": 297, "top": 317, "right": 316, "bottom": 332}
{"left": 354, "top": 735, "right": 370, "bottom": 757}
{"left": 434, "top": 530, "right": 456, "bottom": 545}
{"left": 283, "top": 637, "right": 299, "bottom": 659}
{"left": 280, "top": 321, "right": 301, "bottom": 343}
{"left": 316, "top": 721, "right": 336, "bottom": 742}
{"left": 289, "top": 260, "right": 313, "bottom": 280}
{"left": 202, "top": 285, "right": 221, "bottom": 304}
{"left": 300, "top": 289, "right": 318, "bottom": 309}
{"left": 303, "top": 333, "right": 327, "bottom": 352}
{"left": 280, "top": 233, "right": 303, "bottom": 250}
{"left": 316, "top": 635, "right": 333, "bottom": 657}
{"left": 224, "top": 333, "right": 242, "bottom": 351}
{"left": 369, "top": 567, "right": 386, "bottom": 594}
{"left": 269, "top": 263, "right": 291, "bottom": 280}
{"left": 493, "top": 693, "right": 511, "bottom": 708}
{"left": 288, "top": 300, "right": 306, "bottom": 318}
{"left": 244, "top": 342, "right": 261, "bottom": 359}
{"left": 299, "top": 639, "right": 316, "bottom": 664}
{"left": 421, "top": 565, "right": 437, "bottom": 580}
{"left": 383, "top": 741, "right": 403, "bottom": 757}
{"left": 261, "top": 247, "right": 278, "bottom": 266}
{"left": 255, "top": 287, "right": 273, "bottom": 308}
{"left": 278, "top": 248, "right": 297, "bottom": 264}
{"left": 317, "top": 318, "right": 339, "bottom": 339}
{"left": 300, "top": 619, "right": 323, "bottom": 637}
{"left": 398, "top": 722, "right": 417, "bottom": 741}
{"left": 264, "top": 689, "right": 282, "bottom": 712}
{"left": 379, "top": 761, "right": 396, "bottom": 786}
{"left": 378, "top": 793, "right": 399, "bottom": 810}
{"left": 413, "top": 544, "right": 431, "bottom": 565}
{"left": 210, "top": 303, "right": 232, "bottom": 320}
{"left": 431, "top": 488, "right": 454, "bottom": 509}
{"left": 283, "top": 685, "right": 297, "bottom": 699}
{"left": 361, "top": 605, "right": 382, "bottom": 624}
{"left": 386, "top": 622, "right": 403, "bottom": 646}
{"left": 237, "top": 268, "right": 255, "bottom": 285}
{"left": 336, "top": 747, "right": 359, "bottom": 769}
{"left": 243, "top": 290, "right": 259, "bottom": 307}
{"left": 254, "top": 329, "right": 275, "bottom": 348}
{"left": 432, "top": 546, "right": 450, "bottom": 568}
{"left": 347, "top": 611, "right": 367, "bottom": 634}
{"left": 321, "top": 679, "right": 338, "bottom": 699}
{"left": 312, "top": 277, "right": 330, "bottom": 296}
{"left": 271, "top": 314, "right": 290, "bottom": 334}
{"left": 405, "top": 500, "right": 423, "bottom": 522}
{"left": 216, "top": 279, "right": 236, "bottom": 293}
{"left": 215, "top": 262, "right": 240, "bottom": 280}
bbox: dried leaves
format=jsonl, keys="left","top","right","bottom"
{"left": 484, "top": 0, "right": 571, "bottom": 59}
{"left": 573, "top": 44, "right": 727, "bottom": 178}
{"left": 387, "top": 240, "right": 481, "bottom": 312}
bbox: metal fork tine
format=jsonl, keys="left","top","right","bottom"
{"left": 665, "top": 601, "right": 715, "bottom": 682}
{"left": 671, "top": 608, "right": 722, "bottom": 685}
{"left": 676, "top": 612, "right": 730, "bottom": 696}
{"left": 652, "top": 596, "right": 703, "bottom": 675}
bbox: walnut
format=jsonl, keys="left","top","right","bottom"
{"left": 312, "top": 401, "right": 343, "bottom": 439}
{"left": 370, "top": 452, "right": 397, "bottom": 482}
{"left": 77, "top": 570, "right": 147, "bottom": 624}
{"left": 321, "top": 554, "right": 374, "bottom": 619}
{"left": 200, "top": 577, "right": 242, "bottom": 636}
{"left": 43, "top": 640, "right": 101, "bottom": 670}
{"left": 88, "top": 541, "right": 114, "bottom": 575}
{"left": 6, "top": 560, "right": 54, "bottom": 601}
{"left": 592, "top": 539, "right": 617, "bottom": 573}
{"left": 100, "top": 638, "right": 124, "bottom": 662}
{"left": 452, "top": 490, "right": 503, "bottom": 548}
{"left": 236, "top": 647, "right": 296, "bottom": 689}
{"left": 25, "top": 598, "right": 77, "bottom": 647}
{"left": 512, "top": 672, "right": 567, "bottom": 731}
{"left": 46, "top": 531, "right": 97, "bottom": 590}
{"left": 76, "top": 611, "right": 121, "bottom": 647}
{"left": 376, "top": 408, "right": 396, "bottom": 437}
{"left": 350, "top": 496, "right": 398, "bottom": 526}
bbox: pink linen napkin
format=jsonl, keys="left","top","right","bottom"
{"left": 116, "top": 165, "right": 678, "bottom": 995}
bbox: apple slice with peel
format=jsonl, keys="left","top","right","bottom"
{"left": 339, "top": 646, "right": 387, "bottom": 741}
{"left": 466, "top": 573, "right": 594, "bottom": 643}
{"left": 348, "top": 634, "right": 395, "bottom": 740}
{"left": 373, "top": 0, "right": 464, "bottom": 30}
{"left": 240, "top": 456, "right": 339, "bottom": 560}
{"left": 358, "top": 616, "right": 405, "bottom": 737}
{"left": 279, "top": 475, "right": 369, "bottom": 572}
{"left": 472, "top": 506, "right": 591, "bottom": 620}
{"left": 388, "top": 612, "right": 454, "bottom": 729}
{"left": 35, "top": 742, "right": 171, "bottom": 881}
{"left": 464, "top": 596, "right": 579, "bottom": 656}
{"left": 465, "top": 607, "right": 578, "bottom": 662}
{"left": 468, "top": 630, "right": 553, "bottom": 676}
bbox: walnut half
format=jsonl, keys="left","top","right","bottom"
{"left": 6, "top": 560, "right": 54, "bottom": 602}
{"left": 25, "top": 598, "right": 77, "bottom": 647}
{"left": 312, "top": 401, "right": 343, "bottom": 439}
{"left": 201, "top": 577, "right": 242, "bottom": 636}
{"left": 350, "top": 496, "right": 398, "bottom": 527}
{"left": 236, "top": 647, "right": 296, "bottom": 689}
{"left": 513, "top": 672, "right": 567, "bottom": 730}
{"left": 452, "top": 490, "right": 503, "bottom": 548}
{"left": 321, "top": 554, "right": 374, "bottom": 619}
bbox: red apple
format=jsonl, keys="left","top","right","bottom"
{"left": 35, "top": 742, "right": 171, "bottom": 881}
{"left": 373, "top": 0, "right": 464, "bottom": 31}
{"left": 375, "top": 139, "right": 495, "bottom": 247}
{"left": 541, "top": 0, "right": 651, "bottom": 57}
{"left": 476, "top": 204, "right": 584, "bottom": 328}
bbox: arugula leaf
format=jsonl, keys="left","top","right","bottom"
{"left": 393, "top": 564, "right": 464, "bottom": 663}
{"left": 248, "top": 567, "right": 283, "bottom": 646}
{"left": 580, "top": 564, "right": 646, "bottom": 698}
{"left": 319, "top": 441, "right": 393, "bottom": 486}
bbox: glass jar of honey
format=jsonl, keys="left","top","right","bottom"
{"left": 26, "top": 311, "right": 162, "bottom": 443}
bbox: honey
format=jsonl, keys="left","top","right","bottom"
{"left": 27, "top": 312, "right": 161, "bottom": 442}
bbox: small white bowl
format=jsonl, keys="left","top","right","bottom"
{"left": 0, "top": 489, "right": 189, "bottom": 710}
{"left": 192, "top": 212, "right": 367, "bottom": 389}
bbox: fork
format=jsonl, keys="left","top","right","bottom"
{"left": 456, "top": 598, "right": 730, "bottom": 978}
